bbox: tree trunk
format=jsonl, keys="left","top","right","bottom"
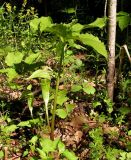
{"left": 107, "top": 0, "right": 117, "bottom": 101}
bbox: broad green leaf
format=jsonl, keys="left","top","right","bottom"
{"left": 71, "top": 23, "right": 84, "bottom": 34}
{"left": 57, "top": 90, "right": 68, "bottom": 105}
{"left": 71, "top": 85, "right": 82, "bottom": 92}
{"left": 68, "top": 39, "right": 85, "bottom": 49}
{"left": 0, "top": 68, "right": 18, "bottom": 81}
{"left": 39, "top": 16, "right": 52, "bottom": 32}
{"left": 82, "top": 82, "right": 96, "bottom": 94}
{"left": 17, "top": 121, "right": 31, "bottom": 127}
{"left": 3, "top": 124, "right": 17, "bottom": 133}
{"left": 56, "top": 109, "right": 68, "bottom": 119}
{"left": 5, "top": 51, "right": 24, "bottom": 66}
{"left": 58, "top": 141, "right": 65, "bottom": 154}
{"left": 28, "top": 68, "right": 51, "bottom": 80}
{"left": 63, "top": 149, "right": 78, "bottom": 160}
{"left": 65, "top": 104, "right": 75, "bottom": 114}
{"left": 86, "top": 18, "right": 106, "bottom": 29}
{"left": 30, "top": 18, "right": 40, "bottom": 32}
{"left": 41, "top": 79, "right": 50, "bottom": 125}
{"left": 50, "top": 24, "right": 72, "bottom": 42}
{"left": 117, "top": 11, "right": 130, "bottom": 31}
{"left": 40, "top": 138, "right": 57, "bottom": 154}
{"left": 25, "top": 53, "right": 40, "bottom": 64}
{"left": 79, "top": 33, "right": 107, "bottom": 59}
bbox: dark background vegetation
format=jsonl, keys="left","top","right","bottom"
{"left": 1, "top": 0, "right": 131, "bottom": 22}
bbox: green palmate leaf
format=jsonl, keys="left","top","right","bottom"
{"left": 5, "top": 51, "right": 24, "bottom": 66}
{"left": 86, "top": 17, "right": 106, "bottom": 29}
{"left": 39, "top": 16, "right": 52, "bottom": 32}
{"left": 28, "top": 68, "right": 51, "bottom": 80}
{"left": 57, "top": 90, "right": 68, "bottom": 105}
{"left": 117, "top": 11, "right": 130, "bottom": 31}
{"left": 79, "top": 33, "right": 107, "bottom": 59}
{"left": 25, "top": 53, "right": 40, "bottom": 64}
{"left": 56, "top": 109, "right": 68, "bottom": 119}
{"left": 41, "top": 79, "right": 50, "bottom": 125}
{"left": 63, "top": 149, "right": 78, "bottom": 160}
{"left": 30, "top": 18, "right": 40, "bottom": 32}
{"left": 82, "top": 82, "right": 96, "bottom": 94}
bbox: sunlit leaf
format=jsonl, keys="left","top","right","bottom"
{"left": 0, "top": 151, "right": 4, "bottom": 159}
{"left": 128, "top": 130, "right": 131, "bottom": 136}
{"left": 79, "top": 33, "right": 107, "bottom": 59}
{"left": 71, "top": 85, "right": 82, "bottom": 92}
{"left": 30, "top": 18, "right": 40, "bottom": 32}
{"left": 56, "top": 109, "right": 68, "bottom": 119}
{"left": 29, "top": 135, "right": 38, "bottom": 145}
{"left": 86, "top": 18, "right": 106, "bottom": 29}
{"left": 65, "top": 104, "right": 75, "bottom": 114}
{"left": 37, "top": 148, "right": 47, "bottom": 159}
{"left": 57, "top": 90, "right": 68, "bottom": 105}
{"left": 39, "top": 16, "right": 52, "bottom": 32}
{"left": 25, "top": 53, "right": 40, "bottom": 64}
{"left": 0, "top": 68, "right": 18, "bottom": 81}
{"left": 40, "top": 138, "right": 58, "bottom": 154}
{"left": 17, "top": 121, "right": 31, "bottom": 127}
{"left": 63, "top": 149, "right": 78, "bottom": 160}
{"left": 3, "top": 125, "right": 17, "bottom": 133}
{"left": 5, "top": 51, "right": 24, "bottom": 66}
{"left": 58, "top": 141, "right": 65, "bottom": 154}
{"left": 71, "top": 23, "right": 84, "bottom": 34}
{"left": 28, "top": 68, "right": 51, "bottom": 80}
{"left": 82, "top": 82, "right": 96, "bottom": 94}
{"left": 93, "top": 101, "right": 101, "bottom": 108}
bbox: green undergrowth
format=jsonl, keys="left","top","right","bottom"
{"left": 0, "top": 2, "right": 130, "bottom": 160}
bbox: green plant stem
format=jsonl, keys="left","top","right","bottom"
{"left": 50, "top": 44, "right": 64, "bottom": 140}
